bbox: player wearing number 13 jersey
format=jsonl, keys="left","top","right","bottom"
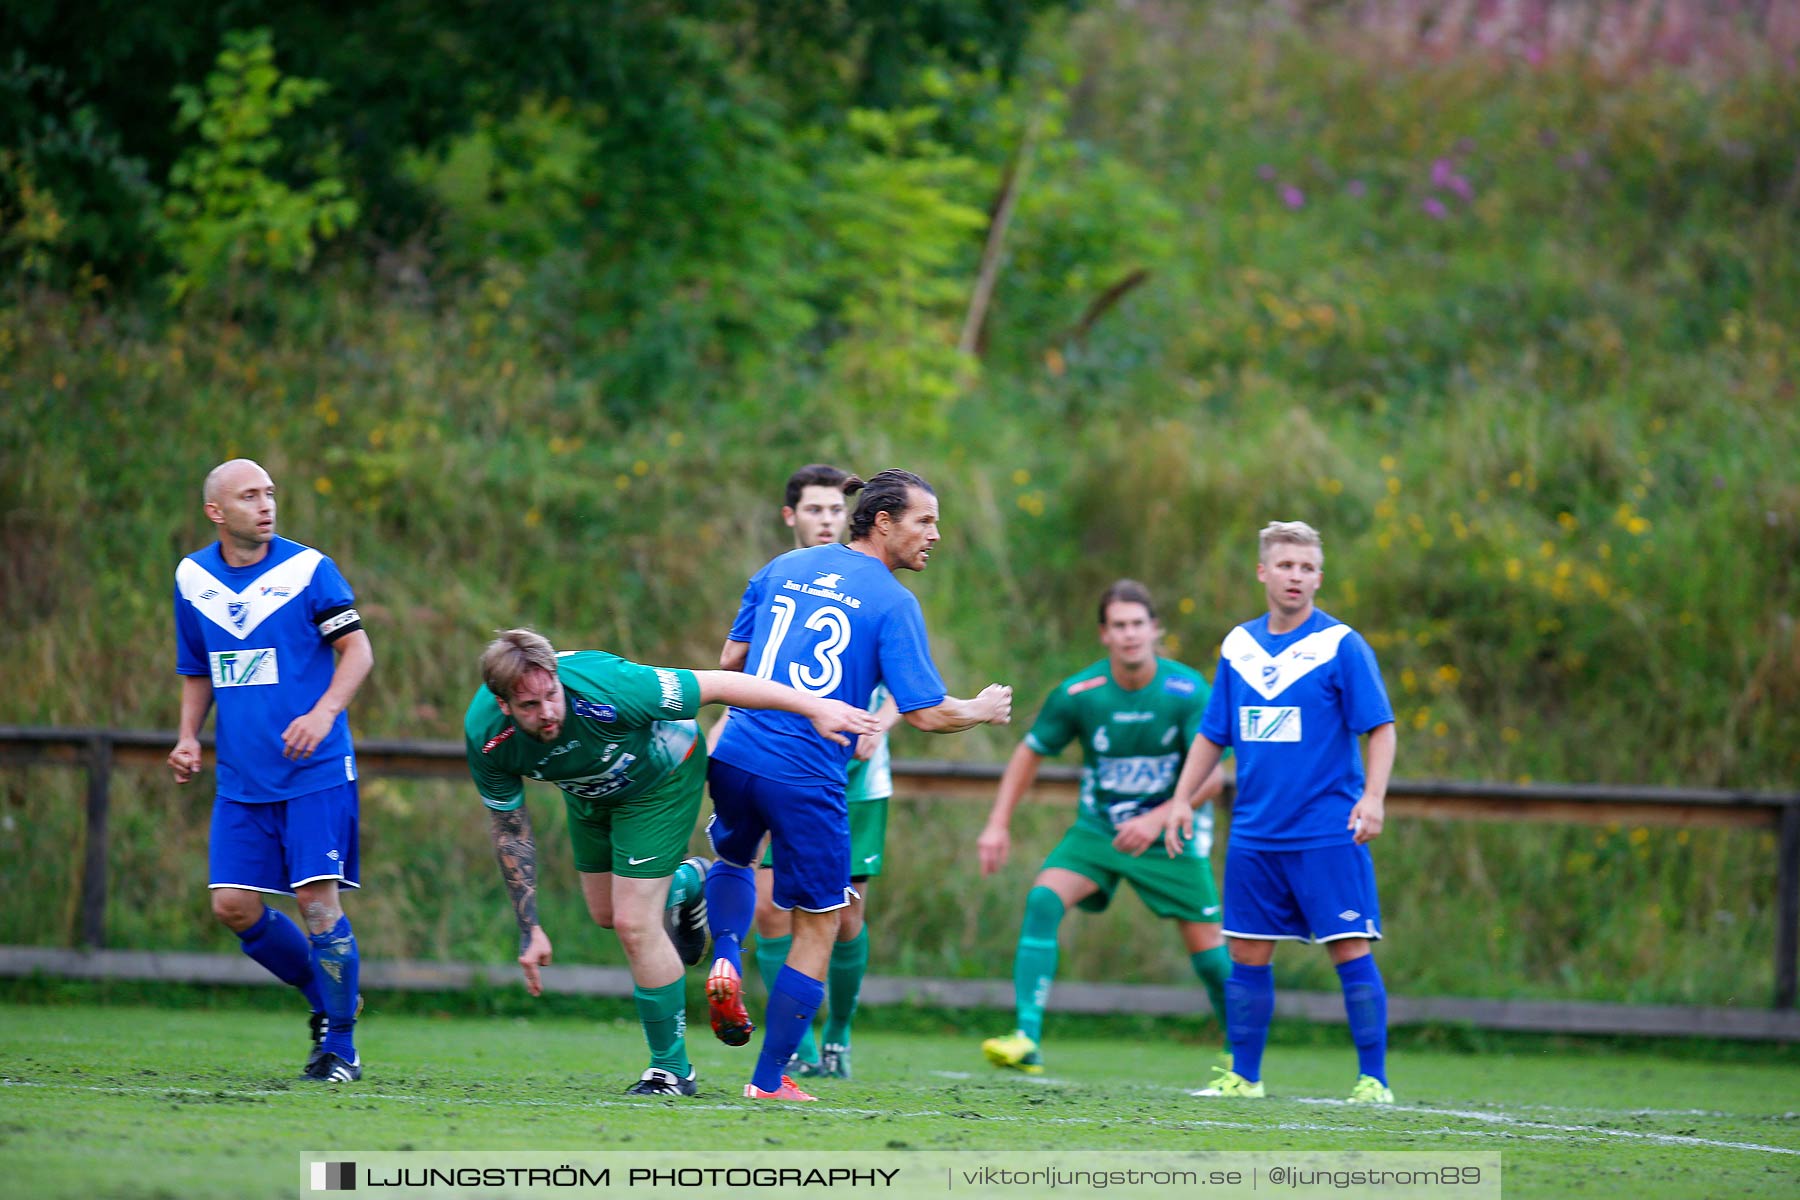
{"left": 706, "top": 469, "right": 1012, "bottom": 1101}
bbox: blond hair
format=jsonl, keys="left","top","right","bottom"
{"left": 481, "top": 628, "right": 560, "bottom": 700}
{"left": 1258, "top": 520, "right": 1323, "bottom": 562}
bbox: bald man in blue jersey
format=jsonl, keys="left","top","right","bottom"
{"left": 1164, "top": 520, "right": 1397, "bottom": 1104}
{"left": 169, "top": 459, "right": 374, "bottom": 1083}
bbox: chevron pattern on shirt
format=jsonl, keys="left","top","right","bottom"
{"left": 1221, "top": 622, "right": 1353, "bottom": 701}
{"left": 176, "top": 549, "right": 323, "bottom": 640}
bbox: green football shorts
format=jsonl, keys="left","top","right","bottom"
{"left": 564, "top": 744, "right": 705, "bottom": 878}
{"left": 1041, "top": 823, "right": 1222, "bottom": 922}
{"left": 760, "top": 795, "right": 890, "bottom": 880}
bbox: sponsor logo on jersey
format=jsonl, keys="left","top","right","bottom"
{"left": 571, "top": 697, "right": 617, "bottom": 722}
{"left": 260, "top": 585, "right": 294, "bottom": 598}
{"left": 481, "top": 726, "right": 516, "bottom": 754}
{"left": 556, "top": 753, "right": 639, "bottom": 800}
{"left": 781, "top": 577, "right": 863, "bottom": 608}
{"left": 198, "top": 588, "right": 219, "bottom": 600}
{"left": 655, "top": 669, "right": 684, "bottom": 712}
{"left": 1067, "top": 676, "right": 1107, "bottom": 696}
{"left": 1106, "top": 797, "right": 1155, "bottom": 826}
{"left": 536, "top": 740, "right": 582, "bottom": 766}
{"left": 209, "top": 648, "right": 278, "bottom": 687}
{"left": 1096, "top": 753, "right": 1180, "bottom": 795}
{"left": 1112, "top": 711, "right": 1155, "bottom": 723}
{"left": 1239, "top": 706, "right": 1301, "bottom": 741}
{"left": 1163, "top": 676, "right": 1197, "bottom": 696}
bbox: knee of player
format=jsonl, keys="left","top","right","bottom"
{"left": 585, "top": 903, "right": 615, "bottom": 929}
{"left": 609, "top": 908, "right": 660, "bottom": 944}
{"left": 752, "top": 903, "right": 791, "bottom": 939}
{"left": 837, "top": 904, "right": 866, "bottom": 940}
{"left": 209, "top": 890, "right": 262, "bottom": 929}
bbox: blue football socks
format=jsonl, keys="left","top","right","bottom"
{"left": 706, "top": 861, "right": 757, "bottom": 974}
{"left": 753, "top": 965, "right": 825, "bottom": 1092}
{"left": 1225, "top": 962, "right": 1275, "bottom": 1083}
{"left": 1336, "top": 954, "right": 1389, "bottom": 1085}
{"left": 308, "top": 914, "right": 360, "bottom": 1060}
{"left": 236, "top": 907, "right": 324, "bottom": 1013}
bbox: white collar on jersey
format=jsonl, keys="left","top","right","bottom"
{"left": 176, "top": 548, "right": 323, "bottom": 640}
{"left": 1221, "top": 622, "right": 1352, "bottom": 701}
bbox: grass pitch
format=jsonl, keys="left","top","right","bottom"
{"left": 3, "top": 1000, "right": 1797, "bottom": 1200}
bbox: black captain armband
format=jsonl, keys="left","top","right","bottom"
{"left": 316, "top": 606, "right": 364, "bottom": 643}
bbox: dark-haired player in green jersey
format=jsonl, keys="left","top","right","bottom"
{"left": 977, "top": 581, "right": 1229, "bottom": 1073}
{"left": 465, "top": 629, "right": 878, "bottom": 1097}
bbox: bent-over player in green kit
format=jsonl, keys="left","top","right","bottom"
{"left": 465, "top": 630, "right": 878, "bottom": 1096}
{"left": 977, "top": 582, "right": 1228, "bottom": 1073}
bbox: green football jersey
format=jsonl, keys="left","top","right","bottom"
{"left": 1024, "top": 657, "right": 1213, "bottom": 853}
{"left": 464, "top": 650, "right": 703, "bottom": 811}
{"left": 845, "top": 684, "right": 892, "bottom": 805}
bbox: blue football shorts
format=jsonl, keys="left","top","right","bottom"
{"left": 706, "top": 759, "right": 855, "bottom": 913}
{"left": 1222, "top": 841, "right": 1381, "bottom": 943}
{"left": 208, "top": 781, "right": 361, "bottom": 895}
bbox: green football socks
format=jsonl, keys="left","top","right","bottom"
{"left": 754, "top": 933, "right": 818, "bottom": 1063}
{"left": 822, "top": 925, "right": 869, "bottom": 1046}
{"left": 632, "top": 979, "right": 690, "bottom": 1075}
{"left": 1013, "top": 886, "right": 1066, "bottom": 1042}
{"left": 1191, "top": 946, "right": 1232, "bottom": 1028}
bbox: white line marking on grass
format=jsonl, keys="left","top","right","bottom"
{"left": 1295, "top": 1097, "right": 1800, "bottom": 1156}
{"left": 929, "top": 1071, "right": 973, "bottom": 1080}
{"left": 13, "top": 1078, "right": 1796, "bottom": 1157}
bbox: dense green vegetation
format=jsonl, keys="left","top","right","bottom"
{"left": 2, "top": 5, "right": 1795, "bottom": 1004}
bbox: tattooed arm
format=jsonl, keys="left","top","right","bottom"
{"left": 489, "top": 806, "right": 552, "bottom": 996}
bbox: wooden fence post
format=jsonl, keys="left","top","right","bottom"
{"left": 79, "top": 733, "right": 112, "bottom": 949}
{"left": 1778, "top": 800, "right": 1800, "bottom": 1009}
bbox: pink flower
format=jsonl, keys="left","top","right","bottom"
{"left": 1345, "top": 179, "right": 1367, "bottom": 198}
{"left": 1281, "top": 184, "right": 1306, "bottom": 209}
{"left": 1422, "top": 196, "right": 1449, "bottom": 220}
{"left": 1446, "top": 174, "right": 1474, "bottom": 200}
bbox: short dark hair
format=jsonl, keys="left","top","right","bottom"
{"left": 784, "top": 464, "right": 859, "bottom": 510}
{"left": 1097, "top": 579, "right": 1157, "bottom": 625}
{"left": 847, "top": 469, "right": 935, "bottom": 540}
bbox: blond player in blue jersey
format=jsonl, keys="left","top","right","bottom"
{"left": 1164, "top": 521, "right": 1397, "bottom": 1104}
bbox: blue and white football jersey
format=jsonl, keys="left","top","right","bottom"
{"left": 174, "top": 536, "right": 362, "bottom": 802}
{"left": 712, "top": 543, "right": 947, "bottom": 788}
{"left": 1199, "top": 608, "right": 1393, "bottom": 850}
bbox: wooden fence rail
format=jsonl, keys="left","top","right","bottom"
{"left": 3, "top": 725, "right": 1797, "bottom": 1010}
